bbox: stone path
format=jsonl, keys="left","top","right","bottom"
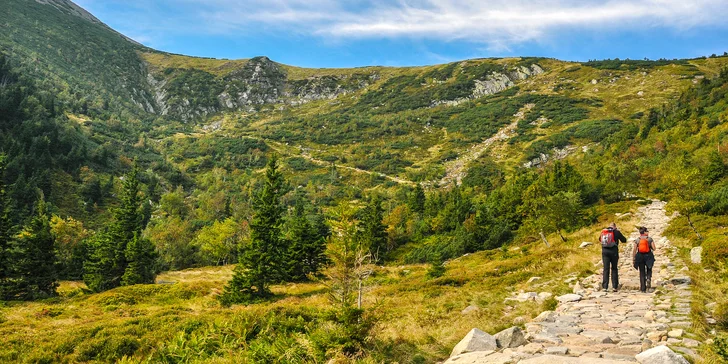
{"left": 446, "top": 200, "right": 696, "bottom": 363}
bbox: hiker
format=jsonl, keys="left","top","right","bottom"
{"left": 632, "top": 227, "right": 656, "bottom": 293}
{"left": 599, "top": 222, "right": 627, "bottom": 292}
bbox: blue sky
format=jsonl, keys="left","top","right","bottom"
{"left": 74, "top": 0, "right": 728, "bottom": 68}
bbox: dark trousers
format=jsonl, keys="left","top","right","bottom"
{"left": 635, "top": 252, "right": 654, "bottom": 292}
{"left": 602, "top": 247, "right": 619, "bottom": 290}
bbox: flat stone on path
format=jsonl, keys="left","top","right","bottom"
{"left": 443, "top": 351, "right": 512, "bottom": 364}
{"left": 518, "top": 355, "right": 631, "bottom": 363}
{"left": 556, "top": 294, "right": 582, "bottom": 303}
{"left": 494, "top": 326, "right": 527, "bottom": 348}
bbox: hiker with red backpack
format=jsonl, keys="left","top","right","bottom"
{"left": 599, "top": 222, "right": 627, "bottom": 292}
{"left": 632, "top": 227, "right": 656, "bottom": 293}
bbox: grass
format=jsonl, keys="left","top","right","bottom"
{"left": 664, "top": 214, "right": 728, "bottom": 363}
{"left": 0, "top": 201, "right": 641, "bottom": 363}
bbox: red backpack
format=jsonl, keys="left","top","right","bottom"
{"left": 638, "top": 235, "right": 651, "bottom": 253}
{"left": 600, "top": 228, "right": 616, "bottom": 248}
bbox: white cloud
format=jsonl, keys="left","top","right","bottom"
{"left": 85, "top": 0, "right": 728, "bottom": 48}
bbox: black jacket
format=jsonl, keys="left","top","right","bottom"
{"left": 600, "top": 227, "right": 626, "bottom": 249}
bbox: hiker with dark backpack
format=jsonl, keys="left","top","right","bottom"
{"left": 599, "top": 222, "right": 626, "bottom": 292}
{"left": 632, "top": 227, "right": 656, "bottom": 293}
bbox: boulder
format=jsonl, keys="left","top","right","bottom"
{"left": 635, "top": 345, "right": 689, "bottom": 364}
{"left": 690, "top": 247, "right": 702, "bottom": 264}
{"left": 667, "top": 329, "right": 683, "bottom": 338}
{"left": 494, "top": 326, "right": 527, "bottom": 348}
{"left": 556, "top": 294, "right": 582, "bottom": 303}
{"left": 528, "top": 276, "right": 541, "bottom": 283}
{"left": 533, "top": 311, "right": 557, "bottom": 322}
{"left": 579, "top": 242, "right": 593, "bottom": 248}
{"left": 572, "top": 282, "right": 585, "bottom": 295}
{"left": 450, "top": 328, "right": 498, "bottom": 357}
{"left": 536, "top": 292, "right": 553, "bottom": 303}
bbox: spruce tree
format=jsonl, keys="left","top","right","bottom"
{"left": 84, "top": 164, "right": 148, "bottom": 291}
{"left": 286, "top": 201, "right": 329, "bottom": 281}
{"left": 358, "top": 195, "right": 387, "bottom": 263}
{"left": 15, "top": 200, "right": 58, "bottom": 299}
{"left": 121, "top": 232, "right": 157, "bottom": 285}
{"left": 408, "top": 184, "right": 426, "bottom": 214}
{"left": 219, "top": 156, "right": 286, "bottom": 305}
{"left": 0, "top": 155, "right": 14, "bottom": 299}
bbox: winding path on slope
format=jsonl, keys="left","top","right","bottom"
{"left": 447, "top": 200, "right": 696, "bottom": 363}
{"left": 436, "top": 103, "right": 534, "bottom": 188}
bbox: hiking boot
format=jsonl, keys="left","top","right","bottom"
{"left": 611, "top": 288, "right": 618, "bottom": 293}
{"left": 646, "top": 279, "right": 651, "bottom": 289}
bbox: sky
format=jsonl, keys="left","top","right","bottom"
{"left": 73, "top": 0, "right": 728, "bottom": 68}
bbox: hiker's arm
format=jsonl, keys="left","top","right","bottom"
{"left": 631, "top": 241, "right": 637, "bottom": 260}
{"left": 616, "top": 230, "right": 627, "bottom": 243}
{"left": 650, "top": 238, "right": 656, "bottom": 251}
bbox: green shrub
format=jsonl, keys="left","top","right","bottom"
{"left": 714, "top": 335, "right": 728, "bottom": 361}
{"left": 76, "top": 335, "right": 140, "bottom": 361}
{"left": 702, "top": 237, "right": 728, "bottom": 269}
{"left": 542, "top": 297, "right": 558, "bottom": 311}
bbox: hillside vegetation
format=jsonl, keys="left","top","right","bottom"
{"left": 1, "top": 0, "right": 728, "bottom": 363}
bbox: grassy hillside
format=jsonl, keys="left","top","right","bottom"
{"left": 0, "top": 201, "right": 637, "bottom": 363}
{"left": 2, "top": 0, "right": 728, "bottom": 363}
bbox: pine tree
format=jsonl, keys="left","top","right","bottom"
{"left": 121, "top": 233, "right": 157, "bottom": 285}
{"left": 286, "top": 201, "right": 329, "bottom": 281}
{"left": 84, "top": 164, "right": 148, "bottom": 292}
{"left": 408, "top": 184, "right": 426, "bottom": 214}
{"left": 14, "top": 199, "right": 58, "bottom": 299}
{"left": 706, "top": 151, "right": 727, "bottom": 184}
{"left": 0, "top": 155, "right": 14, "bottom": 299}
{"left": 219, "top": 156, "right": 286, "bottom": 305}
{"left": 358, "top": 195, "right": 386, "bottom": 263}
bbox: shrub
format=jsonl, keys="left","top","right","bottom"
{"left": 715, "top": 335, "right": 728, "bottom": 361}
{"left": 701, "top": 236, "right": 728, "bottom": 269}
{"left": 76, "top": 335, "right": 140, "bottom": 361}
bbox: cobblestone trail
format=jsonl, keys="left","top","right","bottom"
{"left": 446, "top": 200, "right": 697, "bottom": 363}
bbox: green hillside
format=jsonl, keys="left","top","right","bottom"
{"left": 1, "top": 0, "right": 728, "bottom": 363}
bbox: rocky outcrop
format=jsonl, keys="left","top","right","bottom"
{"left": 635, "top": 346, "right": 689, "bottom": 364}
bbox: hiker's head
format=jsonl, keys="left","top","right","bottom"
{"left": 639, "top": 227, "right": 649, "bottom": 235}
{"left": 609, "top": 222, "right": 617, "bottom": 229}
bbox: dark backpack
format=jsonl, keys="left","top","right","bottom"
{"left": 600, "top": 228, "right": 617, "bottom": 248}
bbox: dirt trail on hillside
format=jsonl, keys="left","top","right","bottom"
{"left": 266, "top": 140, "right": 414, "bottom": 185}
{"left": 446, "top": 200, "right": 697, "bottom": 363}
{"left": 437, "top": 103, "right": 534, "bottom": 188}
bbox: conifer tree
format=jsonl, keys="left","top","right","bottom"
{"left": 14, "top": 199, "right": 58, "bottom": 299}
{"left": 219, "top": 156, "right": 286, "bottom": 305}
{"left": 121, "top": 232, "right": 157, "bottom": 285}
{"left": 286, "top": 201, "right": 329, "bottom": 281}
{"left": 0, "top": 155, "right": 14, "bottom": 299}
{"left": 358, "top": 195, "right": 386, "bottom": 263}
{"left": 408, "top": 184, "right": 426, "bottom": 214}
{"left": 84, "top": 164, "right": 149, "bottom": 291}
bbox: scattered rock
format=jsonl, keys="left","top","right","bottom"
{"left": 461, "top": 305, "right": 480, "bottom": 315}
{"left": 494, "top": 326, "right": 527, "bottom": 348}
{"left": 545, "top": 346, "right": 568, "bottom": 355}
{"left": 635, "top": 345, "right": 689, "bottom": 364}
{"left": 667, "top": 329, "right": 683, "bottom": 338}
{"left": 528, "top": 277, "right": 541, "bottom": 284}
{"left": 690, "top": 247, "right": 702, "bottom": 264}
{"left": 682, "top": 338, "right": 700, "bottom": 348}
{"left": 556, "top": 294, "right": 582, "bottom": 303}
{"left": 645, "top": 311, "right": 656, "bottom": 322}
{"left": 450, "top": 328, "right": 498, "bottom": 357}
{"left": 670, "top": 277, "right": 691, "bottom": 285}
{"left": 591, "top": 79, "right": 598, "bottom": 84}
{"left": 536, "top": 292, "right": 553, "bottom": 303}
{"left": 512, "top": 316, "right": 526, "bottom": 326}
{"left": 572, "top": 282, "right": 585, "bottom": 295}
{"left": 637, "top": 91, "right": 644, "bottom": 97}
{"left": 533, "top": 311, "right": 557, "bottom": 323}
{"left": 579, "top": 242, "right": 593, "bottom": 248}
{"left": 519, "top": 355, "right": 628, "bottom": 363}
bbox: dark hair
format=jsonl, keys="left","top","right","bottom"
{"left": 639, "top": 227, "right": 648, "bottom": 234}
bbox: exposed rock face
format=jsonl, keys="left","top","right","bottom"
{"left": 472, "top": 65, "right": 543, "bottom": 99}
{"left": 450, "top": 328, "right": 498, "bottom": 357}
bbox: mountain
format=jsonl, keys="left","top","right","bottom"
{"left": 1, "top": 1, "right": 728, "bottom": 362}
